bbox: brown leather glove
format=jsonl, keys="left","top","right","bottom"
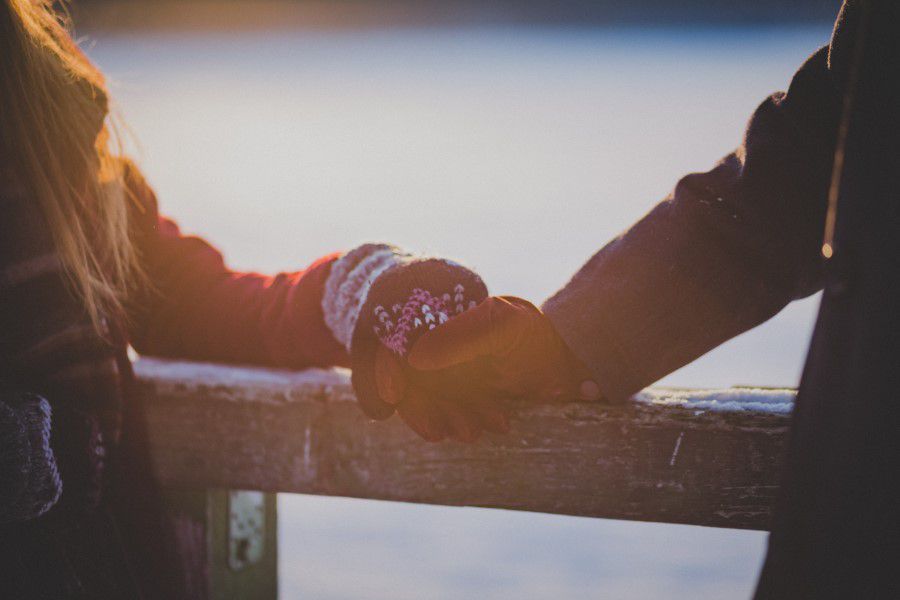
{"left": 374, "top": 344, "right": 511, "bottom": 443}
{"left": 328, "top": 245, "right": 508, "bottom": 443}
{"left": 361, "top": 273, "right": 513, "bottom": 443}
{"left": 407, "top": 296, "right": 601, "bottom": 405}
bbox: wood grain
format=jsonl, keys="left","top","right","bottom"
{"left": 134, "top": 358, "right": 791, "bottom": 531}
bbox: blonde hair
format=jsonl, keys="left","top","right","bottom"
{"left": 1, "top": 0, "right": 143, "bottom": 334}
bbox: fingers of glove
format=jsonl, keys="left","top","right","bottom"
{"left": 536, "top": 373, "right": 602, "bottom": 402}
{"left": 546, "top": 342, "right": 603, "bottom": 402}
{"left": 487, "top": 352, "right": 563, "bottom": 397}
{"left": 374, "top": 345, "right": 406, "bottom": 405}
{"left": 433, "top": 398, "right": 484, "bottom": 443}
{"left": 493, "top": 369, "right": 600, "bottom": 404}
{"left": 420, "top": 373, "right": 511, "bottom": 435}
{"left": 579, "top": 379, "right": 602, "bottom": 401}
{"left": 460, "top": 397, "right": 510, "bottom": 434}
{"left": 397, "top": 385, "right": 447, "bottom": 442}
{"left": 350, "top": 341, "right": 398, "bottom": 421}
{"left": 489, "top": 327, "right": 598, "bottom": 402}
{"left": 531, "top": 357, "right": 585, "bottom": 401}
{"left": 533, "top": 380, "right": 578, "bottom": 403}
{"left": 352, "top": 381, "right": 397, "bottom": 420}
{"left": 407, "top": 298, "right": 495, "bottom": 370}
{"left": 408, "top": 296, "right": 534, "bottom": 371}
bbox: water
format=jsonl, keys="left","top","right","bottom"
{"left": 87, "top": 25, "right": 831, "bottom": 599}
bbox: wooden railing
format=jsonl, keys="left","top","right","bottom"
{"left": 133, "top": 357, "right": 793, "bottom": 599}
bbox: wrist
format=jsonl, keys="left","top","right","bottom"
{"left": 321, "top": 244, "right": 487, "bottom": 356}
{"left": 355, "top": 258, "right": 487, "bottom": 357}
{"left": 321, "top": 244, "right": 414, "bottom": 353}
{"left": 320, "top": 243, "right": 488, "bottom": 419}
{"left": 562, "top": 344, "right": 603, "bottom": 401}
{"left": 542, "top": 315, "right": 602, "bottom": 402}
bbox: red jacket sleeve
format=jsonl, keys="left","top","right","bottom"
{"left": 122, "top": 161, "right": 349, "bottom": 369}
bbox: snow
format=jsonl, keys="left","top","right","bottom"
{"left": 634, "top": 388, "right": 795, "bottom": 415}
{"left": 132, "top": 356, "right": 351, "bottom": 389}
{"left": 134, "top": 358, "right": 794, "bottom": 415}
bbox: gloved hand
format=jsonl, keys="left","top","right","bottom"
{"left": 408, "top": 296, "right": 601, "bottom": 404}
{"left": 370, "top": 343, "right": 512, "bottom": 442}
{"left": 0, "top": 391, "right": 62, "bottom": 524}
{"left": 322, "top": 244, "right": 509, "bottom": 442}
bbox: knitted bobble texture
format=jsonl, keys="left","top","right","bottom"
{"left": 322, "top": 244, "right": 414, "bottom": 351}
{"left": 0, "top": 392, "right": 62, "bottom": 524}
{"left": 322, "top": 244, "right": 485, "bottom": 356}
{"left": 323, "top": 244, "right": 488, "bottom": 420}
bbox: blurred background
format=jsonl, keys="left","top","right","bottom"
{"left": 73, "top": 1, "right": 838, "bottom": 598}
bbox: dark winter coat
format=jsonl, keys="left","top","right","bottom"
{"left": 544, "top": 1, "right": 899, "bottom": 596}
{"left": 0, "top": 160, "right": 348, "bottom": 598}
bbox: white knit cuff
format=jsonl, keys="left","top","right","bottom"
{"left": 322, "top": 244, "right": 414, "bottom": 351}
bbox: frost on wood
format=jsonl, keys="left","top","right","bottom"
{"left": 635, "top": 388, "right": 796, "bottom": 415}
{"left": 134, "top": 357, "right": 352, "bottom": 397}
{"left": 134, "top": 357, "right": 791, "bottom": 531}
{"left": 135, "top": 356, "right": 795, "bottom": 414}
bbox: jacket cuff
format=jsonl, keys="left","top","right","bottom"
{"left": 262, "top": 253, "right": 351, "bottom": 369}
{"left": 542, "top": 297, "right": 644, "bottom": 404}
{"left": 321, "top": 244, "right": 414, "bottom": 352}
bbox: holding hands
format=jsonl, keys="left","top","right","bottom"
{"left": 409, "top": 295, "right": 601, "bottom": 406}
{"left": 326, "top": 244, "right": 598, "bottom": 443}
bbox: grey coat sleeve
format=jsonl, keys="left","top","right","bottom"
{"left": 542, "top": 45, "right": 843, "bottom": 402}
{"left": 0, "top": 391, "right": 62, "bottom": 524}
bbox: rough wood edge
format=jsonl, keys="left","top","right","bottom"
{"left": 134, "top": 358, "right": 793, "bottom": 531}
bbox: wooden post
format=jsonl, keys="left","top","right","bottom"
{"left": 161, "top": 489, "right": 278, "bottom": 600}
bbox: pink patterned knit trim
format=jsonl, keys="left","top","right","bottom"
{"left": 372, "top": 284, "right": 476, "bottom": 355}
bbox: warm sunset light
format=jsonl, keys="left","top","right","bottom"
{"left": 3, "top": 2, "right": 897, "bottom": 599}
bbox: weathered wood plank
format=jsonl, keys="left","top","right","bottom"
{"left": 134, "top": 358, "right": 792, "bottom": 531}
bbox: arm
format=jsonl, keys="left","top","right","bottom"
{"left": 542, "top": 45, "right": 843, "bottom": 401}
{"left": 410, "top": 40, "right": 849, "bottom": 407}
{"left": 124, "top": 163, "right": 348, "bottom": 370}
{"left": 123, "top": 169, "right": 502, "bottom": 440}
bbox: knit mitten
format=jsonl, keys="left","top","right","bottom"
{"left": 322, "top": 244, "right": 488, "bottom": 420}
{"left": 0, "top": 391, "right": 62, "bottom": 524}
